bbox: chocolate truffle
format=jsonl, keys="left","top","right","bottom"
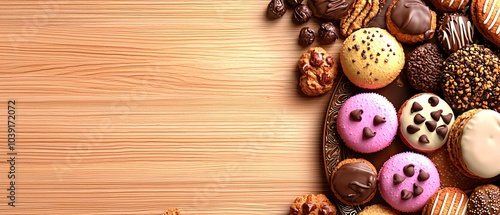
{"left": 318, "top": 22, "right": 338, "bottom": 44}
{"left": 286, "top": 0, "right": 303, "bottom": 7}
{"left": 298, "top": 27, "right": 316, "bottom": 46}
{"left": 308, "top": 0, "right": 355, "bottom": 21}
{"left": 406, "top": 43, "right": 444, "bottom": 92}
{"left": 293, "top": 5, "right": 312, "bottom": 24}
{"left": 438, "top": 14, "right": 474, "bottom": 53}
{"left": 267, "top": 0, "right": 287, "bottom": 19}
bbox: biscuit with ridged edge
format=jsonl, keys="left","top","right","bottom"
{"left": 359, "top": 204, "right": 400, "bottom": 215}
{"left": 422, "top": 187, "right": 468, "bottom": 215}
{"left": 386, "top": 0, "right": 437, "bottom": 44}
{"left": 470, "top": 0, "right": 500, "bottom": 46}
{"left": 289, "top": 194, "right": 337, "bottom": 215}
{"left": 340, "top": 28, "right": 404, "bottom": 89}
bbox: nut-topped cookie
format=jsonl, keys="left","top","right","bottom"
{"left": 386, "top": 0, "right": 437, "bottom": 43}
{"left": 442, "top": 44, "right": 500, "bottom": 111}
{"left": 289, "top": 194, "right": 337, "bottom": 215}
{"left": 398, "top": 93, "right": 455, "bottom": 153}
{"left": 297, "top": 47, "right": 338, "bottom": 96}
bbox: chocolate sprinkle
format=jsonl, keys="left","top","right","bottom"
{"left": 425, "top": 121, "right": 437, "bottom": 132}
{"left": 373, "top": 115, "right": 386, "bottom": 126}
{"left": 407, "top": 125, "right": 420, "bottom": 134}
{"left": 393, "top": 173, "right": 405, "bottom": 184}
{"left": 349, "top": 109, "right": 363, "bottom": 121}
{"left": 441, "top": 113, "right": 453, "bottom": 125}
{"left": 431, "top": 110, "right": 443, "bottom": 121}
{"left": 401, "top": 189, "right": 413, "bottom": 200}
{"left": 428, "top": 96, "right": 440, "bottom": 106}
{"left": 363, "top": 127, "right": 376, "bottom": 139}
{"left": 413, "top": 183, "right": 424, "bottom": 196}
{"left": 417, "top": 169, "right": 430, "bottom": 181}
{"left": 411, "top": 102, "right": 423, "bottom": 113}
{"left": 403, "top": 164, "right": 415, "bottom": 177}
{"left": 418, "top": 135, "right": 430, "bottom": 144}
{"left": 436, "top": 125, "right": 448, "bottom": 139}
{"left": 414, "top": 114, "right": 426, "bottom": 124}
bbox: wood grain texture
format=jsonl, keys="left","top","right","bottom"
{"left": 0, "top": 1, "right": 344, "bottom": 214}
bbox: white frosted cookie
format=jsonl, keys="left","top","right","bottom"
{"left": 398, "top": 93, "right": 455, "bottom": 153}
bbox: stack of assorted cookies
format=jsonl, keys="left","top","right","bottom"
{"left": 267, "top": 0, "right": 500, "bottom": 214}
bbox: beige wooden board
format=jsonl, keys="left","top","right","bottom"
{"left": 0, "top": 1, "right": 346, "bottom": 214}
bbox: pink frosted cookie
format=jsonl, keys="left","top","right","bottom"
{"left": 378, "top": 152, "right": 441, "bottom": 212}
{"left": 398, "top": 93, "right": 455, "bottom": 153}
{"left": 337, "top": 93, "right": 398, "bottom": 153}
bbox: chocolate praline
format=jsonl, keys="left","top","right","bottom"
{"left": 298, "top": 27, "right": 316, "bottom": 46}
{"left": 293, "top": 5, "right": 312, "bottom": 24}
{"left": 390, "top": 0, "right": 434, "bottom": 38}
{"left": 308, "top": 0, "right": 355, "bottom": 21}
{"left": 318, "top": 22, "right": 338, "bottom": 44}
{"left": 267, "top": 0, "right": 287, "bottom": 19}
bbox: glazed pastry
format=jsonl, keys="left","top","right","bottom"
{"left": 468, "top": 184, "right": 500, "bottom": 215}
{"left": 340, "top": 0, "right": 385, "bottom": 36}
{"left": 386, "top": 0, "right": 437, "bottom": 43}
{"left": 422, "top": 187, "right": 468, "bottom": 215}
{"left": 438, "top": 13, "right": 475, "bottom": 53}
{"left": 289, "top": 194, "right": 337, "bottom": 215}
{"left": 447, "top": 109, "right": 500, "bottom": 179}
{"left": 429, "top": 0, "right": 469, "bottom": 12}
{"left": 358, "top": 204, "right": 400, "bottom": 214}
{"left": 405, "top": 43, "right": 444, "bottom": 92}
{"left": 337, "top": 93, "right": 398, "bottom": 153}
{"left": 330, "top": 158, "right": 377, "bottom": 205}
{"left": 308, "top": 0, "right": 355, "bottom": 21}
{"left": 340, "top": 28, "right": 405, "bottom": 89}
{"left": 378, "top": 152, "right": 441, "bottom": 212}
{"left": 442, "top": 44, "right": 500, "bottom": 111}
{"left": 398, "top": 93, "right": 455, "bottom": 153}
{"left": 297, "top": 47, "right": 338, "bottom": 96}
{"left": 470, "top": 0, "right": 500, "bottom": 46}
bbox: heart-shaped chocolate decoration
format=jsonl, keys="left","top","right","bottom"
{"left": 401, "top": 189, "right": 413, "bottom": 200}
{"left": 441, "top": 113, "right": 453, "bottom": 125}
{"left": 350, "top": 109, "right": 363, "bottom": 121}
{"left": 417, "top": 169, "right": 430, "bottom": 181}
{"left": 363, "top": 127, "right": 376, "bottom": 139}
{"left": 373, "top": 115, "right": 386, "bottom": 126}
{"left": 403, "top": 164, "right": 415, "bottom": 177}
{"left": 431, "top": 110, "right": 443, "bottom": 121}
{"left": 393, "top": 173, "right": 405, "bottom": 184}
{"left": 413, "top": 183, "right": 424, "bottom": 196}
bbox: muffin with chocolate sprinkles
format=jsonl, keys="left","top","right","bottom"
{"left": 406, "top": 43, "right": 444, "bottom": 92}
{"left": 442, "top": 44, "right": 500, "bottom": 111}
{"left": 468, "top": 184, "right": 500, "bottom": 215}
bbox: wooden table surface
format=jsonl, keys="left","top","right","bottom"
{"left": 0, "top": 1, "right": 346, "bottom": 214}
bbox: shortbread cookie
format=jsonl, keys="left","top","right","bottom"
{"left": 289, "top": 194, "right": 337, "bottom": 215}
{"left": 358, "top": 204, "right": 400, "bottom": 214}
{"left": 297, "top": 47, "right": 338, "bottom": 96}
{"left": 422, "top": 187, "right": 468, "bottom": 215}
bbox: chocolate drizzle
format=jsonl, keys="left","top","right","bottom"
{"left": 390, "top": 0, "right": 432, "bottom": 35}
{"left": 440, "top": 14, "right": 474, "bottom": 53}
{"left": 349, "top": 109, "right": 363, "bottom": 121}
{"left": 331, "top": 162, "right": 377, "bottom": 203}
